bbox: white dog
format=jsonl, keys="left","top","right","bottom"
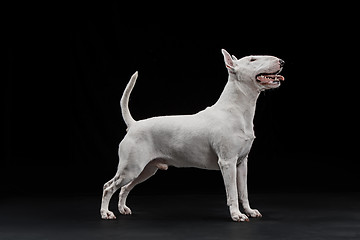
{"left": 100, "top": 49, "right": 285, "bottom": 222}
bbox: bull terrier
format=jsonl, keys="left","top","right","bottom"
{"left": 100, "top": 49, "right": 285, "bottom": 222}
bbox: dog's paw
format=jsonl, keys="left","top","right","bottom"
{"left": 119, "top": 205, "right": 132, "bottom": 215}
{"left": 100, "top": 209, "right": 116, "bottom": 220}
{"left": 245, "top": 208, "right": 262, "bottom": 218}
{"left": 231, "top": 211, "right": 249, "bottom": 222}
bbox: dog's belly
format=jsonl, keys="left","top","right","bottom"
{"left": 159, "top": 139, "right": 220, "bottom": 170}
{"left": 161, "top": 150, "right": 219, "bottom": 170}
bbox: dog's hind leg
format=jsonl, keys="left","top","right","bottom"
{"left": 100, "top": 165, "right": 143, "bottom": 219}
{"left": 100, "top": 140, "right": 156, "bottom": 219}
{"left": 100, "top": 174, "right": 130, "bottom": 219}
{"left": 100, "top": 176, "right": 118, "bottom": 219}
{"left": 118, "top": 162, "right": 159, "bottom": 215}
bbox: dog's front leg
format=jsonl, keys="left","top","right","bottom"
{"left": 237, "top": 157, "right": 262, "bottom": 218}
{"left": 218, "top": 158, "right": 249, "bottom": 222}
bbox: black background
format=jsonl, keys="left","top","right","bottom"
{"left": 4, "top": 2, "right": 359, "bottom": 198}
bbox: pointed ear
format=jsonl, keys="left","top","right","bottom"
{"left": 231, "top": 55, "right": 238, "bottom": 61}
{"left": 221, "top": 49, "right": 236, "bottom": 73}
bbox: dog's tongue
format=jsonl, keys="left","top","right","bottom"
{"left": 257, "top": 75, "right": 285, "bottom": 83}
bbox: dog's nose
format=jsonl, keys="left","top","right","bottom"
{"left": 279, "top": 59, "right": 285, "bottom": 67}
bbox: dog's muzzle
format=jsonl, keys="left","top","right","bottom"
{"left": 256, "top": 60, "right": 285, "bottom": 85}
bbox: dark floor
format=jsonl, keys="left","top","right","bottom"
{"left": 0, "top": 193, "right": 359, "bottom": 240}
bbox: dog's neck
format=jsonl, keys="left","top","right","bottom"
{"left": 215, "top": 73, "right": 260, "bottom": 109}
{"left": 213, "top": 74, "right": 260, "bottom": 137}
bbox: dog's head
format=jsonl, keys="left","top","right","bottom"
{"left": 222, "top": 49, "right": 285, "bottom": 91}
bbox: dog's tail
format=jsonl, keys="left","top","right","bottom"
{"left": 120, "top": 71, "right": 138, "bottom": 129}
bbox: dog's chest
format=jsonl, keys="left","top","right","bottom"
{"left": 225, "top": 109, "right": 256, "bottom": 140}
{"left": 211, "top": 126, "right": 255, "bottom": 161}
{"left": 231, "top": 121, "right": 256, "bottom": 161}
{"left": 236, "top": 138, "right": 254, "bottom": 161}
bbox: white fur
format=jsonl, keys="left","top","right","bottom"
{"left": 100, "top": 49, "right": 284, "bottom": 222}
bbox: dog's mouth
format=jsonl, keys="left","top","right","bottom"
{"left": 256, "top": 70, "right": 285, "bottom": 85}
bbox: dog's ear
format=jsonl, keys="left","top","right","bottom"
{"left": 221, "top": 49, "right": 236, "bottom": 73}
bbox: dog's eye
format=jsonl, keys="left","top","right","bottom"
{"left": 250, "top": 58, "right": 256, "bottom": 62}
